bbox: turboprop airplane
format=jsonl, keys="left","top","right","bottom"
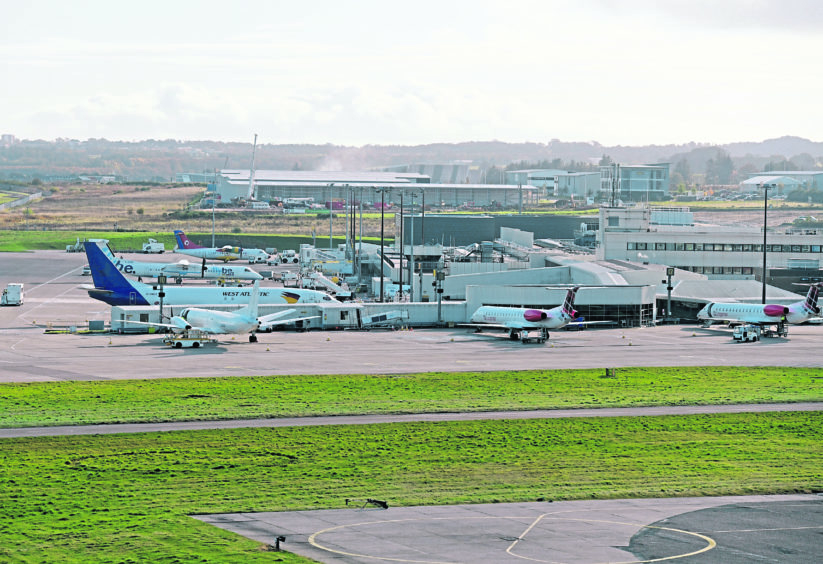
{"left": 696, "top": 283, "right": 821, "bottom": 336}
{"left": 126, "top": 281, "right": 319, "bottom": 342}
{"left": 174, "top": 230, "right": 271, "bottom": 263}
{"left": 467, "top": 286, "right": 583, "bottom": 344}
{"left": 84, "top": 241, "right": 336, "bottom": 307}
{"left": 94, "top": 241, "right": 263, "bottom": 283}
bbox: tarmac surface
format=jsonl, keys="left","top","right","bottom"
{"left": 2, "top": 251, "right": 823, "bottom": 383}
{"left": 196, "top": 494, "right": 823, "bottom": 563}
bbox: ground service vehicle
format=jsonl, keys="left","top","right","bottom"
{"left": 163, "top": 330, "right": 216, "bottom": 348}
{"left": 281, "top": 249, "right": 299, "bottom": 263}
{"left": 1, "top": 283, "right": 23, "bottom": 306}
{"left": 142, "top": 238, "right": 165, "bottom": 253}
{"left": 733, "top": 324, "right": 761, "bottom": 342}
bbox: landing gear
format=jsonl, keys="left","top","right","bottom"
{"left": 509, "top": 330, "right": 519, "bottom": 341}
{"left": 249, "top": 334, "right": 258, "bottom": 343}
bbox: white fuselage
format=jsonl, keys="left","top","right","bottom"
{"left": 110, "top": 257, "right": 262, "bottom": 280}
{"left": 136, "top": 284, "right": 336, "bottom": 307}
{"left": 176, "top": 246, "right": 269, "bottom": 263}
{"left": 697, "top": 301, "right": 813, "bottom": 326}
{"left": 470, "top": 305, "right": 572, "bottom": 330}
{"left": 178, "top": 308, "right": 259, "bottom": 334}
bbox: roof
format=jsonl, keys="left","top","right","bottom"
{"left": 740, "top": 175, "right": 799, "bottom": 185}
{"left": 670, "top": 279, "right": 803, "bottom": 304}
{"left": 221, "top": 169, "right": 429, "bottom": 184}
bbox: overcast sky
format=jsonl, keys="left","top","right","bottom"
{"left": 3, "top": 0, "right": 822, "bottom": 146}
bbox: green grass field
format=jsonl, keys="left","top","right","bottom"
{"left": 2, "top": 367, "right": 821, "bottom": 428}
{"left": 0, "top": 230, "right": 389, "bottom": 253}
{"left": 2, "top": 412, "right": 821, "bottom": 563}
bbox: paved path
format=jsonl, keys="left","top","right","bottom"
{"left": 3, "top": 402, "right": 821, "bottom": 438}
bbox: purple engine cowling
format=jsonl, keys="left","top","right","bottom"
{"left": 763, "top": 304, "right": 789, "bottom": 317}
{"left": 524, "top": 309, "right": 548, "bottom": 322}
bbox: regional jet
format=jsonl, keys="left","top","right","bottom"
{"left": 174, "top": 230, "right": 270, "bottom": 263}
{"left": 84, "top": 241, "right": 336, "bottom": 307}
{"left": 696, "top": 283, "right": 821, "bottom": 337}
{"left": 468, "top": 286, "right": 584, "bottom": 343}
{"left": 93, "top": 241, "right": 263, "bottom": 283}
{"left": 126, "top": 281, "right": 318, "bottom": 342}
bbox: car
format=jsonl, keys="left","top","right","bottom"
{"left": 81, "top": 265, "right": 91, "bottom": 276}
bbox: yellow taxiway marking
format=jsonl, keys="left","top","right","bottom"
{"left": 307, "top": 514, "right": 716, "bottom": 564}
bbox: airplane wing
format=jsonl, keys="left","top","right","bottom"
{"left": 258, "top": 314, "right": 320, "bottom": 331}
{"left": 460, "top": 322, "right": 527, "bottom": 331}
{"left": 123, "top": 318, "right": 191, "bottom": 332}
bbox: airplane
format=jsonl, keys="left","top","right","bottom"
{"left": 696, "top": 283, "right": 821, "bottom": 336}
{"left": 174, "top": 230, "right": 271, "bottom": 263}
{"left": 126, "top": 281, "right": 319, "bottom": 343}
{"left": 94, "top": 241, "right": 263, "bottom": 283}
{"left": 83, "top": 241, "right": 337, "bottom": 307}
{"left": 467, "top": 286, "right": 583, "bottom": 344}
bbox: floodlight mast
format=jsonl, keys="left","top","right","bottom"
{"left": 246, "top": 133, "right": 258, "bottom": 201}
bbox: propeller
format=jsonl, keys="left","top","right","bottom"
{"left": 201, "top": 258, "right": 207, "bottom": 278}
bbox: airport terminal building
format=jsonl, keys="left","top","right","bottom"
{"left": 597, "top": 206, "right": 823, "bottom": 283}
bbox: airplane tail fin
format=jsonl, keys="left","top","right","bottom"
{"left": 562, "top": 286, "right": 579, "bottom": 318}
{"left": 85, "top": 241, "right": 141, "bottom": 293}
{"left": 174, "top": 230, "right": 203, "bottom": 250}
{"left": 805, "top": 283, "right": 821, "bottom": 314}
{"left": 238, "top": 280, "right": 261, "bottom": 318}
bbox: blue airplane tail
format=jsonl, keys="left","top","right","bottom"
{"left": 85, "top": 242, "right": 149, "bottom": 306}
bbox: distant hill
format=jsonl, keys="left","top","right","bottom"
{"left": 0, "top": 136, "right": 821, "bottom": 182}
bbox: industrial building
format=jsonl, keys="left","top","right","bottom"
{"left": 600, "top": 163, "right": 670, "bottom": 202}
{"left": 505, "top": 169, "right": 601, "bottom": 200}
{"left": 744, "top": 170, "right": 823, "bottom": 191}
{"left": 212, "top": 169, "right": 538, "bottom": 208}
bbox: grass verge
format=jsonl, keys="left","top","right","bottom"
{"left": 1, "top": 412, "right": 820, "bottom": 563}
{"left": 1, "top": 367, "right": 821, "bottom": 428}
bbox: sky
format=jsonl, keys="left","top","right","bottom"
{"left": 3, "top": 0, "right": 823, "bottom": 147}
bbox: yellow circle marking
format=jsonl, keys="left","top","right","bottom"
{"left": 307, "top": 514, "right": 716, "bottom": 564}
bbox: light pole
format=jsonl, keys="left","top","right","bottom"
{"left": 762, "top": 184, "right": 769, "bottom": 304}
{"left": 376, "top": 187, "right": 389, "bottom": 302}
{"left": 408, "top": 191, "right": 416, "bottom": 302}
{"left": 328, "top": 183, "right": 334, "bottom": 249}
{"left": 398, "top": 191, "right": 404, "bottom": 300}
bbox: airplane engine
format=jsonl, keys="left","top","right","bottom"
{"left": 524, "top": 309, "right": 548, "bottom": 322}
{"left": 763, "top": 305, "right": 789, "bottom": 317}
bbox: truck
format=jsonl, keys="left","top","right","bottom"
{"left": 1, "top": 283, "right": 23, "bottom": 306}
{"left": 733, "top": 324, "right": 761, "bottom": 342}
{"left": 280, "top": 249, "right": 299, "bottom": 264}
{"left": 142, "top": 238, "right": 165, "bottom": 253}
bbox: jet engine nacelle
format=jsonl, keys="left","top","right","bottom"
{"left": 524, "top": 309, "right": 548, "bottom": 322}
